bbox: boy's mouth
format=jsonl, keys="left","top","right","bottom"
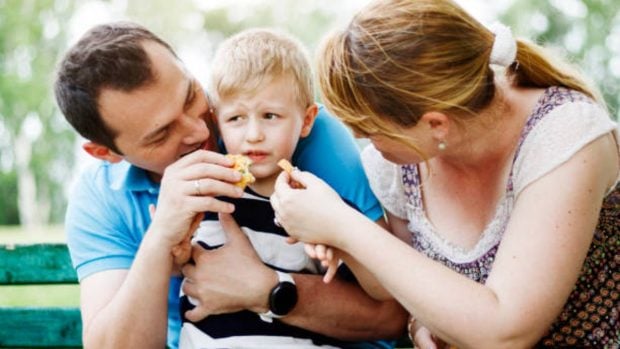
{"left": 244, "top": 151, "right": 269, "bottom": 162}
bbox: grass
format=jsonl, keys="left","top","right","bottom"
{"left": 0, "top": 225, "right": 80, "bottom": 307}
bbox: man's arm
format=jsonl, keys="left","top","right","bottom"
{"left": 182, "top": 213, "right": 408, "bottom": 341}
{"left": 283, "top": 273, "right": 407, "bottom": 340}
{"left": 71, "top": 151, "right": 244, "bottom": 349}
{"left": 79, "top": 236, "right": 174, "bottom": 348}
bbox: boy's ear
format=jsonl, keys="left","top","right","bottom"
{"left": 82, "top": 142, "right": 123, "bottom": 163}
{"left": 300, "top": 103, "right": 319, "bottom": 138}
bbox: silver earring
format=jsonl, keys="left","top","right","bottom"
{"left": 438, "top": 141, "right": 447, "bottom": 151}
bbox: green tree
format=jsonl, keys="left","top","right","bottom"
{"left": 500, "top": 0, "right": 620, "bottom": 118}
{"left": 0, "top": 0, "right": 76, "bottom": 226}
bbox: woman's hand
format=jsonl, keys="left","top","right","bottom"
{"left": 271, "top": 169, "right": 357, "bottom": 247}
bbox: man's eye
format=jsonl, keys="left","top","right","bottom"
{"left": 149, "top": 128, "right": 170, "bottom": 145}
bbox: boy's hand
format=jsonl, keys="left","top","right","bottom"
{"left": 302, "top": 243, "right": 340, "bottom": 283}
{"left": 410, "top": 317, "right": 450, "bottom": 349}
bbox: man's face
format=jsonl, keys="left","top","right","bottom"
{"left": 97, "top": 41, "right": 212, "bottom": 181}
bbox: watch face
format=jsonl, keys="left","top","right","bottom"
{"left": 270, "top": 281, "right": 298, "bottom": 316}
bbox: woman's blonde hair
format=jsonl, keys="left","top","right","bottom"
{"left": 210, "top": 28, "right": 314, "bottom": 108}
{"left": 317, "top": 0, "right": 601, "bottom": 152}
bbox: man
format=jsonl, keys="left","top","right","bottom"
{"left": 54, "top": 22, "right": 407, "bottom": 348}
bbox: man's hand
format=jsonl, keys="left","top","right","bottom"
{"left": 181, "top": 213, "right": 277, "bottom": 321}
{"left": 150, "top": 150, "right": 243, "bottom": 251}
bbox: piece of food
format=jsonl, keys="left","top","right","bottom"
{"left": 227, "top": 154, "right": 255, "bottom": 189}
{"left": 277, "top": 159, "right": 294, "bottom": 174}
{"left": 277, "top": 159, "right": 304, "bottom": 189}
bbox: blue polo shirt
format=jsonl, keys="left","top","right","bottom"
{"left": 66, "top": 106, "right": 387, "bottom": 348}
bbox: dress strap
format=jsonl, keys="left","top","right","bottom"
{"left": 401, "top": 164, "right": 422, "bottom": 207}
{"left": 506, "top": 86, "right": 594, "bottom": 192}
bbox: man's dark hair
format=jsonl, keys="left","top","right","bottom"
{"left": 54, "top": 21, "right": 176, "bottom": 153}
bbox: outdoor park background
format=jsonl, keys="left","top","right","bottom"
{"left": 1, "top": 0, "right": 619, "bottom": 306}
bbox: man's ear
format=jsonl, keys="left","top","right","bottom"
{"left": 82, "top": 142, "right": 123, "bottom": 163}
{"left": 420, "top": 111, "right": 450, "bottom": 142}
{"left": 300, "top": 103, "right": 319, "bottom": 138}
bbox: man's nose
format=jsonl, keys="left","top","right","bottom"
{"left": 182, "top": 115, "right": 210, "bottom": 144}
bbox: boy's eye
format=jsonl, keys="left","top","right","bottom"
{"left": 264, "top": 113, "right": 278, "bottom": 120}
{"left": 227, "top": 115, "right": 243, "bottom": 122}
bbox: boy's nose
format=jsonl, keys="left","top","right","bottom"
{"left": 246, "top": 120, "right": 265, "bottom": 142}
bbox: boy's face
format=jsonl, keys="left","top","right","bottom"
{"left": 93, "top": 41, "right": 213, "bottom": 181}
{"left": 215, "top": 75, "right": 316, "bottom": 183}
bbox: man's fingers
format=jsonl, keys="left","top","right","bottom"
{"left": 187, "top": 177, "right": 243, "bottom": 198}
{"left": 185, "top": 196, "right": 235, "bottom": 214}
{"left": 182, "top": 162, "right": 242, "bottom": 184}
{"left": 184, "top": 306, "right": 210, "bottom": 323}
{"left": 187, "top": 248, "right": 208, "bottom": 269}
{"left": 181, "top": 261, "right": 197, "bottom": 278}
{"left": 173, "top": 149, "right": 233, "bottom": 168}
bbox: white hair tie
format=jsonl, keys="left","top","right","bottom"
{"left": 489, "top": 22, "right": 517, "bottom": 67}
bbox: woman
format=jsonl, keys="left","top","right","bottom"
{"left": 271, "top": 0, "right": 619, "bottom": 348}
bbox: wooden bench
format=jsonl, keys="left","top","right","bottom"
{"left": 0, "top": 243, "right": 413, "bottom": 348}
{"left": 0, "top": 243, "right": 82, "bottom": 348}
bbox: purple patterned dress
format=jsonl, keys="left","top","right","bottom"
{"left": 368, "top": 87, "right": 619, "bottom": 347}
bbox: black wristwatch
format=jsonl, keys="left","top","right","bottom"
{"left": 258, "top": 271, "right": 298, "bottom": 323}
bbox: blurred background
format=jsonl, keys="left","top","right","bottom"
{"left": 0, "top": 0, "right": 619, "bottom": 237}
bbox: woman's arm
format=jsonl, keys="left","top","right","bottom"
{"left": 332, "top": 214, "right": 411, "bottom": 300}
{"left": 273, "top": 134, "right": 618, "bottom": 348}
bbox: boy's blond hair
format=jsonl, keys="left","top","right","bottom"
{"left": 210, "top": 28, "right": 314, "bottom": 108}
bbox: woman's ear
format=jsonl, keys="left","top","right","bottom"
{"left": 300, "top": 103, "right": 319, "bottom": 138}
{"left": 420, "top": 111, "right": 450, "bottom": 142}
{"left": 82, "top": 142, "right": 123, "bottom": 163}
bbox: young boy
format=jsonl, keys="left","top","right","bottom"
{"left": 179, "top": 29, "right": 389, "bottom": 348}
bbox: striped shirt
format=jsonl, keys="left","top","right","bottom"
{"left": 180, "top": 188, "right": 360, "bottom": 348}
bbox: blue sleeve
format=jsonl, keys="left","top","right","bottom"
{"left": 293, "top": 105, "right": 383, "bottom": 221}
{"left": 65, "top": 162, "right": 183, "bottom": 348}
{"left": 65, "top": 163, "right": 141, "bottom": 280}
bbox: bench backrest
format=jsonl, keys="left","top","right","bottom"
{"left": 0, "top": 243, "right": 82, "bottom": 347}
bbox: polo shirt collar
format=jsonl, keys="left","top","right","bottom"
{"left": 110, "top": 161, "right": 159, "bottom": 193}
